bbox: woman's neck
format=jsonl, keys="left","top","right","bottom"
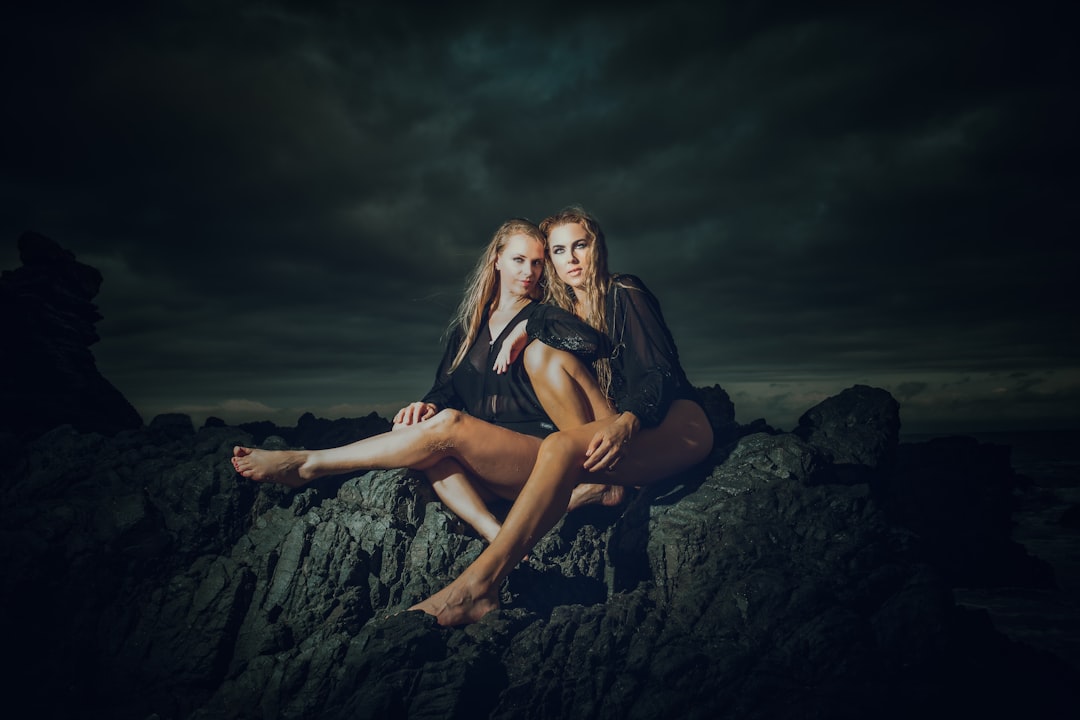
{"left": 574, "top": 294, "right": 593, "bottom": 321}
{"left": 493, "top": 289, "right": 530, "bottom": 313}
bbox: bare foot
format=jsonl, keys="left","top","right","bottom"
{"left": 408, "top": 576, "right": 500, "bottom": 627}
{"left": 231, "top": 446, "right": 313, "bottom": 487}
{"left": 567, "top": 483, "right": 625, "bottom": 512}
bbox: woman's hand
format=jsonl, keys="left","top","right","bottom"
{"left": 583, "top": 412, "right": 640, "bottom": 472}
{"left": 393, "top": 401, "right": 438, "bottom": 428}
{"left": 493, "top": 320, "right": 530, "bottom": 374}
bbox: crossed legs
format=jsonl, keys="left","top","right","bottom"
{"left": 408, "top": 343, "right": 617, "bottom": 546}
{"left": 409, "top": 399, "right": 714, "bottom": 626}
{"left": 231, "top": 342, "right": 619, "bottom": 543}
{"left": 523, "top": 342, "right": 626, "bottom": 510}
{"left": 413, "top": 341, "right": 616, "bottom": 537}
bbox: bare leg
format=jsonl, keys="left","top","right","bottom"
{"left": 413, "top": 343, "right": 620, "bottom": 541}
{"left": 406, "top": 343, "right": 616, "bottom": 543}
{"left": 232, "top": 409, "right": 541, "bottom": 494}
{"left": 523, "top": 341, "right": 614, "bottom": 430}
{"left": 523, "top": 342, "right": 624, "bottom": 511}
{"left": 426, "top": 458, "right": 502, "bottom": 543}
{"left": 385, "top": 420, "right": 504, "bottom": 543}
{"left": 409, "top": 400, "right": 714, "bottom": 625}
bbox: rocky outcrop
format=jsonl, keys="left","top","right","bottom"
{"left": 236, "top": 411, "right": 392, "bottom": 449}
{"left": 0, "top": 231, "right": 143, "bottom": 438}
{"left": 1, "top": 387, "right": 1074, "bottom": 719}
{"left": 794, "top": 383, "right": 900, "bottom": 477}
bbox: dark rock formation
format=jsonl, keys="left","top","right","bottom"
{"left": 795, "top": 383, "right": 900, "bottom": 476}
{"left": 881, "top": 434, "right": 1055, "bottom": 588}
{"left": 0, "top": 231, "right": 142, "bottom": 438}
{"left": 238, "top": 411, "right": 392, "bottom": 449}
{"left": 695, "top": 384, "right": 740, "bottom": 447}
{"left": 1, "top": 384, "right": 1075, "bottom": 719}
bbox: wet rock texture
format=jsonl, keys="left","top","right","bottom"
{"left": 2, "top": 386, "right": 1076, "bottom": 719}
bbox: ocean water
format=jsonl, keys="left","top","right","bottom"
{"left": 903, "top": 429, "right": 1080, "bottom": 672}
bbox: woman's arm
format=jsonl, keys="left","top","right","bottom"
{"left": 526, "top": 303, "right": 608, "bottom": 361}
{"left": 582, "top": 410, "right": 640, "bottom": 471}
{"left": 609, "top": 276, "right": 686, "bottom": 429}
{"left": 493, "top": 320, "right": 530, "bottom": 374}
{"left": 494, "top": 303, "right": 609, "bottom": 374}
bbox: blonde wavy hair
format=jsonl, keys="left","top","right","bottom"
{"left": 448, "top": 218, "right": 546, "bottom": 372}
{"left": 539, "top": 206, "right": 614, "bottom": 396}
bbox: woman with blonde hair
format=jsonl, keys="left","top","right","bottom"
{"left": 411, "top": 207, "right": 714, "bottom": 625}
{"left": 232, "top": 218, "right": 612, "bottom": 543}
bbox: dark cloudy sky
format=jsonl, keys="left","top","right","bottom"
{"left": 3, "top": 1, "right": 1077, "bottom": 433}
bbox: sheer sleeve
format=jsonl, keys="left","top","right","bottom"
{"left": 421, "top": 325, "right": 466, "bottom": 411}
{"left": 608, "top": 275, "right": 685, "bottom": 428}
{"left": 525, "top": 303, "right": 608, "bottom": 363}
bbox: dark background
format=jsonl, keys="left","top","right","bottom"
{"left": 3, "top": 0, "right": 1076, "bottom": 433}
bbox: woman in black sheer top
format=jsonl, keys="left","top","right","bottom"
{"left": 232, "top": 219, "right": 612, "bottom": 543}
{"left": 421, "top": 300, "right": 609, "bottom": 440}
{"left": 412, "top": 207, "right": 714, "bottom": 625}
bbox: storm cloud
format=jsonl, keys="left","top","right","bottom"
{"left": 4, "top": 1, "right": 1076, "bottom": 432}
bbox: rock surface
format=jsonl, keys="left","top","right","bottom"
{"left": 1, "top": 387, "right": 1076, "bottom": 719}
{"left": 0, "top": 231, "right": 143, "bottom": 438}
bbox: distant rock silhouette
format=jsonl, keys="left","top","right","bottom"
{"left": 795, "top": 383, "right": 900, "bottom": 479}
{"left": 1, "top": 385, "right": 1074, "bottom": 719}
{"left": 0, "top": 231, "right": 142, "bottom": 437}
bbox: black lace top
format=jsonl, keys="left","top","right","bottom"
{"left": 604, "top": 274, "right": 698, "bottom": 428}
{"left": 422, "top": 301, "right": 606, "bottom": 438}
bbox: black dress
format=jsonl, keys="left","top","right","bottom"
{"left": 603, "top": 274, "right": 700, "bottom": 428}
{"left": 422, "top": 301, "right": 606, "bottom": 438}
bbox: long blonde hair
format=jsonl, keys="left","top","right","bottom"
{"left": 448, "top": 218, "right": 546, "bottom": 372}
{"left": 539, "top": 206, "right": 614, "bottom": 395}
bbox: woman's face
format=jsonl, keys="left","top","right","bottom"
{"left": 495, "top": 233, "right": 545, "bottom": 297}
{"left": 546, "top": 222, "right": 592, "bottom": 289}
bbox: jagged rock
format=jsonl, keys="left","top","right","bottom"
{"left": 0, "top": 231, "right": 143, "bottom": 438}
{"left": 237, "top": 412, "right": 392, "bottom": 449}
{"left": 150, "top": 412, "right": 197, "bottom": 438}
{"left": 695, "top": 384, "right": 739, "bottom": 447}
{"left": 0, "top": 389, "right": 1076, "bottom": 720}
{"left": 795, "top": 384, "right": 901, "bottom": 470}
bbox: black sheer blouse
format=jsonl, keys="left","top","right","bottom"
{"left": 604, "top": 274, "right": 698, "bottom": 428}
{"left": 422, "top": 301, "right": 606, "bottom": 438}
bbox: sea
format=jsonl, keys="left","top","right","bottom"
{"left": 901, "top": 429, "right": 1080, "bottom": 672}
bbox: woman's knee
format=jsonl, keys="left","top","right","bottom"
{"left": 523, "top": 341, "right": 560, "bottom": 378}
{"left": 537, "top": 429, "right": 583, "bottom": 466}
{"left": 525, "top": 343, "right": 594, "bottom": 393}
{"left": 425, "top": 408, "right": 465, "bottom": 441}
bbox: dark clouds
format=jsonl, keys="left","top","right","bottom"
{"left": 3, "top": 0, "right": 1077, "bottom": 432}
